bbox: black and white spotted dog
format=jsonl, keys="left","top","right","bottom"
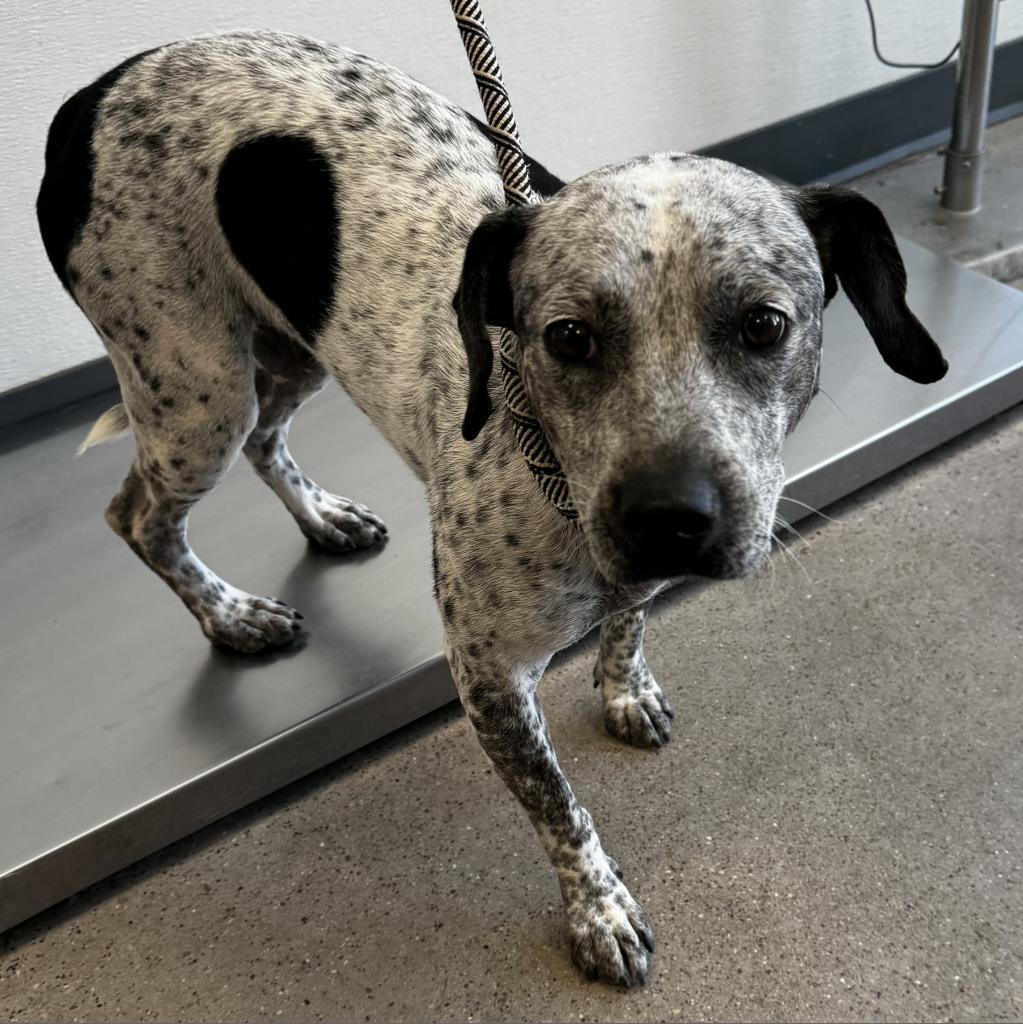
{"left": 38, "top": 32, "right": 946, "bottom": 986}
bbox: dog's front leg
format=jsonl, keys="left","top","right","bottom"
{"left": 594, "top": 603, "right": 674, "bottom": 747}
{"left": 449, "top": 645, "right": 654, "bottom": 986}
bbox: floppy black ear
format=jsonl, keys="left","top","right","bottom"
{"left": 452, "top": 205, "right": 535, "bottom": 441}
{"left": 793, "top": 185, "right": 948, "bottom": 384}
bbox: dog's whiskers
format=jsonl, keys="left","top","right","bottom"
{"left": 818, "top": 387, "right": 850, "bottom": 420}
{"left": 771, "top": 526, "right": 813, "bottom": 585}
{"left": 774, "top": 512, "right": 813, "bottom": 551}
{"left": 778, "top": 494, "right": 837, "bottom": 524}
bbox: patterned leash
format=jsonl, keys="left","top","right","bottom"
{"left": 449, "top": 0, "right": 579, "bottom": 523}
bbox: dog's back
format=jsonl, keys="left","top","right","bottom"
{"left": 38, "top": 31, "right": 502, "bottom": 459}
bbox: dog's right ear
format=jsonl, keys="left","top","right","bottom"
{"left": 453, "top": 205, "right": 536, "bottom": 441}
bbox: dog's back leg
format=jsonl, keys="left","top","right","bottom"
{"left": 242, "top": 327, "right": 387, "bottom": 554}
{"left": 100, "top": 325, "right": 303, "bottom": 653}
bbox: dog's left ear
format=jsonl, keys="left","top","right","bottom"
{"left": 453, "top": 204, "right": 536, "bottom": 441}
{"left": 792, "top": 185, "right": 948, "bottom": 384}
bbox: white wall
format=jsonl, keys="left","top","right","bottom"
{"left": 2, "top": 0, "right": 1022, "bottom": 394}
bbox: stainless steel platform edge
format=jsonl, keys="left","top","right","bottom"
{"left": 784, "top": 360, "right": 1023, "bottom": 517}
{"left": 0, "top": 656, "right": 455, "bottom": 934}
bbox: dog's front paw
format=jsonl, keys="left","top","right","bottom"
{"left": 597, "top": 663, "right": 674, "bottom": 748}
{"left": 603, "top": 684, "right": 673, "bottom": 748}
{"left": 567, "top": 879, "right": 655, "bottom": 987}
{"left": 301, "top": 492, "right": 388, "bottom": 554}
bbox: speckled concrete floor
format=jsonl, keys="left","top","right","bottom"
{"left": 2, "top": 395, "right": 1021, "bottom": 1020}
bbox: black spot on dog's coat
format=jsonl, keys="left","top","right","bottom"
{"left": 343, "top": 110, "right": 378, "bottom": 132}
{"left": 216, "top": 134, "right": 339, "bottom": 343}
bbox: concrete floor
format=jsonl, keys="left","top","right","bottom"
{"left": 2, "top": 396, "right": 1022, "bottom": 1020}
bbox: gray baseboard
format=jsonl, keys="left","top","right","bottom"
{"left": 0, "top": 358, "right": 117, "bottom": 431}
{"left": 700, "top": 37, "right": 1023, "bottom": 185}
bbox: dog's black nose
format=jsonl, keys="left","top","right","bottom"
{"left": 618, "top": 465, "right": 722, "bottom": 577}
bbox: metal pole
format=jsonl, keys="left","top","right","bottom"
{"left": 940, "top": 0, "right": 999, "bottom": 213}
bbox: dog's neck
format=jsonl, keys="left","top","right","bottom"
{"left": 498, "top": 327, "right": 579, "bottom": 525}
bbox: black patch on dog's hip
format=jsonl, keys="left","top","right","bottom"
{"left": 37, "top": 47, "right": 160, "bottom": 292}
{"left": 216, "top": 134, "right": 339, "bottom": 344}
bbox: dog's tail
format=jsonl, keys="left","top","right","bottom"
{"left": 77, "top": 403, "right": 131, "bottom": 455}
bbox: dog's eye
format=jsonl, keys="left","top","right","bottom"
{"left": 544, "top": 320, "right": 598, "bottom": 363}
{"left": 741, "top": 306, "right": 787, "bottom": 349}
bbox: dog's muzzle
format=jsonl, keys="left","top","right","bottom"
{"left": 612, "top": 458, "right": 734, "bottom": 581}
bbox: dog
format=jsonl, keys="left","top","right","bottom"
{"left": 37, "top": 31, "right": 947, "bottom": 986}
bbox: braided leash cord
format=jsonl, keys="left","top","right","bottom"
{"left": 450, "top": 0, "right": 579, "bottom": 523}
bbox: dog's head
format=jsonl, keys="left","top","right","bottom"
{"left": 454, "top": 154, "right": 946, "bottom": 585}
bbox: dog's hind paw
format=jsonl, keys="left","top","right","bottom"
{"left": 299, "top": 492, "right": 388, "bottom": 554}
{"left": 200, "top": 591, "right": 304, "bottom": 654}
{"left": 567, "top": 880, "right": 655, "bottom": 987}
